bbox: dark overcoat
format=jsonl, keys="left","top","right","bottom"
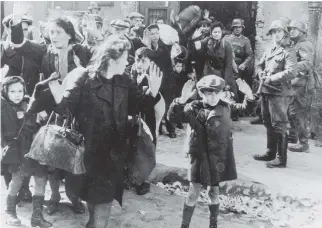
{"left": 48, "top": 68, "right": 161, "bottom": 205}
{"left": 168, "top": 99, "right": 237, "bottom": 186}
{"left": 1, "top": 96, "right": 37, "bottom": 166}
{"left": 198, "top": 37, "right": 238, "bottom": 96}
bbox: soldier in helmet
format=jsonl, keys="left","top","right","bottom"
{"left": 287, "top": 20, "right": 315, "bottom": 152}
{"left": 227, "top": 18, "right": 254, "bottom": 88}
{"left": 88, "top": 1, "right": 101, "bottom": 15}
{"left": 227, "top": 18, "right": 254, "bottom": 120}
{"left": 253, "top": 19, "right": 297, "bottom": 168}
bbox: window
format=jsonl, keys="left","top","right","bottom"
{"left": 146, "top": 8, "right": 168, "bottom": 25}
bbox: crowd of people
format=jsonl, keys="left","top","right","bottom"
{"left": 1, "top": 2, "right": 321, "bottom": 228}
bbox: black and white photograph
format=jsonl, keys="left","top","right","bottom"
{"left": 0, "top": 0, "right": 322, "bottom": 227}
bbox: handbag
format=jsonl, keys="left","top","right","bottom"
{"left": 128, "top": 113, "right": 156, "bottom": 184}
{"left": 25, "top": 112, "right": 86, "bottom": 175}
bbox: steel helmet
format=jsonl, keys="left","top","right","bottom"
{"left": 231, "top": 18, "right": 245, "bottom": 28}
{"left": 288, "top": 20, "right": 307, "bottom": 34}
{"left": 88, "top": 1, "right": 100, "bottom": 10}
{"left": 267, "top": 19, "right": 289, "bottom": 36}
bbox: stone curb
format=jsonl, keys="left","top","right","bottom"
{"left": 148, "top": 163, "right": 318, "bottom": 208}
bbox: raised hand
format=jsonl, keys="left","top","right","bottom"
{"left": 192, "top": 27, "right": 203, "bottom": 40}
{"left": 142, "top": 29, "right": 151, "bottom": 48}
{"left": 48, "top": 72, "right": 60, "bottom": 82}
{"left": 179, "top": 80, "right": 197, "bottom": 104}
{"left": 147, "top": 62, "right": 163, "bottom": 97}
{"left": 12, "top": 2, "right": 29, "bottom": 23}
{"left": 204, "top": 9, "right": 210, "bottom": 20}
{"left": 236, "top": 78, "right": 254, "bottom": 100}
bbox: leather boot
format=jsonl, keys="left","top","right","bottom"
{"left": 180, "top": 203, "right": 195, "bottom": 228}
{"left": 253, "top": 128, "right": 277, "bottom": 161}
{"left": 86, "top": 203, "right": 94, "bottom": 228}
{"left": 209, "top": 204, "right": 219, "bottom": 228}
{"left": 288, "top": 131, "right": 298, "bottom": 144}
{"left": 5, "top": 195, "right": 21, "bottom": 226}
{"left": 267, "top": 133, "right": 287, "bottom": 168}
{"left": 31, "top": 195, "right": 53, "bottom": 228}
{"left": 289, "top": 143, "right": 309, "bottom": 153}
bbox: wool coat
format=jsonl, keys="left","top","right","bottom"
{"left": 168, "top": 99, "right": 237, "bottom": 186}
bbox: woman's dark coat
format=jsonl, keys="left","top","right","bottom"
{"left": 32, "top": 68, "right": 161, "bottom": 205}
{"left": 168, "top": 99, "right": 237, "bottom": 186}
{"left": 197, "top": 37, "right": 238, "bottom": 96}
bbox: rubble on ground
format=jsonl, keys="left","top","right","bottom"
{"left": 156, "top": 181, "right": 321, "bottom": 227}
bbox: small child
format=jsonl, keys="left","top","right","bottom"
{"left": 1, "top": 76, "right": 38, "bottom": 226}
{"left": 172, "top": 58, "right": 188, "bottom": 129}
{"left": 129, "top": 47, "right": 165, "bottom": 195}
{"left": 168, "top": 75, "right": 245, "bottom": 228}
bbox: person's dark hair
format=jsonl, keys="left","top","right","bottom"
{"left": 146, "top": 23, "right": 159, "bottom": 31}
{"left": 211, "top": 21, "right": 225, "bottom": 31}
{"left": 1, "top": 76, "right": 26, "bottom": 99}
{"left": 174, "top": 58, "right": 184, "bottom": 64}
{"left": 88, "top": 35, "right": 131, "bottom": 77}
{"left": 135, "top": 47, "right": 153, "bottom": 60}
{"left": 49, "top": 16, "right": 76, "bottom": 44}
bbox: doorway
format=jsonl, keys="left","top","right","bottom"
{"left": 180, "top": 1, "right": 257, "bottom": 49}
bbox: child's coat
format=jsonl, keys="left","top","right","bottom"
{"left": 168, "top": 99, "right": 237, "bottom": 186}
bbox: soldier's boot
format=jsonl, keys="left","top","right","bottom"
{"left": 250, "top": 116, "right": 263, "bottom": 125}
{"left": 5, "top": 195, "right": 21, "bottom": 226}
{"left": 253, "top": 129, "right": 277, "bottom": 161}
{"left": 180, "top": 203, "right": 195, "bottom": 228}
{"left": 31, "top": 195, "right": 53, "bottom": 228}
{"left": 267, "top": 132, "right": 287, "bottom": 168}
{"left": 209, "top": 204, "right": 219, "bottom": 228}
{"left": 289, "top": 143, "right": 309, "bottom": 153}
{"left": 86, "top": 203, "right": 94, "bottom": 228}
{"left": 289, "top": 118, "right": 310, "bottom": 152}
{"left": 288, "top": 130, "right": 298, "bottom": 144}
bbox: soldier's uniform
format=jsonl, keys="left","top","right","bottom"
{"left": 253, "top": 20, "right": 297, "bottom": 168}
{"left": 287, "top": 21, "right": 315, "bottom": 152}
{"left": 226, "top": 19, "right": 254, "bottom": 87}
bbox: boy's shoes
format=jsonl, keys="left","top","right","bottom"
{"left": 168, "top": 132, "right": 177, "bottom": 138}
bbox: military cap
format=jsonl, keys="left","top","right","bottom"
{"left": 231, "top": 18, "right": 245, "bottom": 29}
{"left": 197, "top": 75, "right": 225, "bottom": 92}
{"left": 128, "top": 12, "right": 145, "bottom": 19}
{"left": 267, "top": 19, "right": 289, "bottom": 36}
{"left": 88, "top": 1, "right": 101, "bottom": 10}
{"left": 2, "top": 14, "right": 33, "bottom": 27}
{"left": 110, "top": 19, "right": 130, "bottom": 29}
{"left": 288, "top": 20, "right": 307, "bottom": 34}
